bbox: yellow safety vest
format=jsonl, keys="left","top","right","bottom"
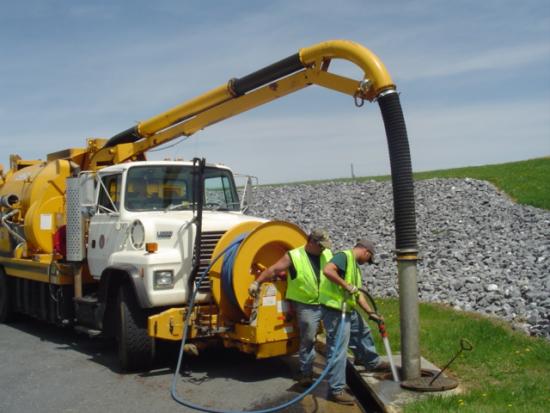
{"left": 286, "top": 247, "right": 333, "bottom": 305}
{"left": 319, "top": 249, "right": 362, "bottom": 312}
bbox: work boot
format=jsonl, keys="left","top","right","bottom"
{"left": 366, "top": 360, "right": 391, "bottom": 372}
{"left": 297, "top": 373, "right": 314, "bottom": 387}
{"left": 328, "top": 390, "right": 356, "bottom": 405}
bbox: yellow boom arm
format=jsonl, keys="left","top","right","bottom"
{"left": 86, "top": 40, "right": 395, "bottom": 169}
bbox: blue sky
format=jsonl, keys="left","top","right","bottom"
{"left": 1, "top": 1, "right": 549, "bottom": 184}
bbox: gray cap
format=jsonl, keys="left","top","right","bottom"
{"left": 310, "top": 228, "right": 332, "bottom": 249}
{"left": 356, "top": 239, "right": 376, "bottom": 263}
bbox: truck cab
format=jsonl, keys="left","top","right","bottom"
{"left": 84, "top": 161, "right": 265, "bottom": 307}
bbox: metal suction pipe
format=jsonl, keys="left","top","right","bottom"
{"left": 377, "top": 88, "right": 421, "bottom": 381}
{"left": 1, "top": 209, "right": 26, "bottom": 245}
{"left": 0, "top": 193, "right": 19, "bottom": 209}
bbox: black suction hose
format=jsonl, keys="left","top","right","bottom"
{"left": 377, "top": 91, "right": 417, "bottom": 252}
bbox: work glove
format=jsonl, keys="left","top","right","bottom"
{"left": 248, "top": 281, "right": 260, "bottom": 297}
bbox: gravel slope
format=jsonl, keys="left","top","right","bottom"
{"left": 248, "top": 178, "right": 550, "bottom": 339}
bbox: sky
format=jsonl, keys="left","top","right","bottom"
{"left": 0, "top": 0, "right": 549, "bottom": 184}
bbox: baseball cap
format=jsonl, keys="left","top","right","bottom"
{"left": 356, "top": 239, "right": 376, "bottom": 263}
{"left": 310, "top": 228, "right": 332, "bottom": 249}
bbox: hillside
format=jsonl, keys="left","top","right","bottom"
{"left": 248, "top": 177, "right": 550, "bottom": 339}
{"left": 271, "top": 157, "right": 550, "bottom": 210}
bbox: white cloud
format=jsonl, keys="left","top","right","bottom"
{"left": 396, "top": 43, "right": 550, "bottom": 81}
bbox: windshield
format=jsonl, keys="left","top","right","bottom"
{"left": 124, "top": 165, "right": 240, "bottom": 211}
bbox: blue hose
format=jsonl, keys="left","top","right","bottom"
{"left": 220, "top": 233, "right": 248, "bottom": 311}
{"left": 171, "top": 237, "right": 347, "bottom": 413}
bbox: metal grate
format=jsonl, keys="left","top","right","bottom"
{"left": 66, "top": 178, "right": 84, "bottom": 261}
{"left": 196, "top": 231, "right": 225, "bottom": 292}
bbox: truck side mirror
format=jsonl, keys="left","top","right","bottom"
{"left": 240, "top": 175, "right": 256, "bottom": 213}
{"left": 79, "top": 173, "right": 96, "bottom": 216}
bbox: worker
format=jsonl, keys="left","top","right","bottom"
{"left": 248, "top": 228, "right": 333, "bottom": 387}
{"left": 320, "top": 238, "right": 388, "bottom": 405}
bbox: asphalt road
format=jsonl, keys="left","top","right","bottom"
{"left": 0, "top": 317, "right": 362, "bottom": 413}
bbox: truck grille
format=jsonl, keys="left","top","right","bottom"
{"left": 196, "top": 231, "right": 225, "bottom": 293}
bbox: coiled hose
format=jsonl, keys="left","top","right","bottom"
{"left": 171, "top": 237, "right": 347, "bottom": 413}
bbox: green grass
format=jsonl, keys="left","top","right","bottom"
{"left": 267, "top": 157, "right": 550, "bottom": 210}
{"left": 409, "top": 158, "right": 550, "bottom": 210}
{"left": 366, "top": 299, "right": 550, "bottom": 413}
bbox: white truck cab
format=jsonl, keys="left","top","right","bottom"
{"left": 84, "top": 161, "right": 265, "bottom": 307}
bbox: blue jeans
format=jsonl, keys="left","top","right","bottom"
{"left": 349, "top": 310, "right": 381, "bottom": 369}
{"left": 292, "top": 301, "right": 323, "bottom": 376}
{"left": 321, "top": 306, "right": 351, "bottom": 394}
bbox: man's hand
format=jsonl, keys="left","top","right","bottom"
{"left": 248, "top": 281, "right": 260, "bottom": 297}
{"left": 346, "top": 284, "right": 358, "bottom": 295}
{"left": 368, "top": 312, "right": 384, "bottom": 323}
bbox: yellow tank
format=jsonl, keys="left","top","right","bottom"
{"left": 0, "top": 159, "right": 72, "bottom": 255}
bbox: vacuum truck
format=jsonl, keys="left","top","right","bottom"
{"left": 0, "top": 39, "right": 419, "bottom": 376}
{"left": 0, "top": 150, "right": 305, "bottom": 371}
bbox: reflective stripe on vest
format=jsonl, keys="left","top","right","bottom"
{"left": 319, "top": 249, "right": 362, "bottom": 312}
{"left": 286, "top": 247, "right": 333, "bottom": 305}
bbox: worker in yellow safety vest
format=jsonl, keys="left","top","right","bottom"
{"left": 248, "top": 228, "right": 332, "bottom": 387}
{"left": 320, "top": 239, "right": 388, "bottom": 406}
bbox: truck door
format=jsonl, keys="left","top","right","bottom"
{"left": 87, "top": 172, "right": 127, "bottom": 278}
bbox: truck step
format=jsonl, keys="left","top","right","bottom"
{"left": 74, "top": 325, "right": 102, "bottom": 338}
{"left": 74, "top": 295, "right": 100, "bottom": 329}
{"left": 74, "top": 295, "right": 98, "bottom": 305}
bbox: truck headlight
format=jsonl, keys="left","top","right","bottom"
{"left": 154, "top": 270, "right": 174, "bottom": 290}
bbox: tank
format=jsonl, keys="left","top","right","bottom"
{"left": 0, "top": 159, "right": 72, "bottom": 254}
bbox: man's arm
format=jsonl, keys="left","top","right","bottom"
{"left": 249, "top": 253, "right": 291, "bottom": 296}
{"left": 256, "top": 253, "right": 292, "bottom": 283}
{"left": 357, "top": 293, "right": 374, "bottom": 314}
{"left": 323, "top": 262, "right": 352, "bottom": 291}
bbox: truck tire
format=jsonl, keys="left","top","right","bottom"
{"left": 0, "top": 266, "right": 13, "bottom": 323}
{"left": 116, "top": 283, "right": 155, "bottom": 371}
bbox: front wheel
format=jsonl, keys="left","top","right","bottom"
{"left": 0, "top": 266, "right": 13, "bottom": 323}
{"left": 116, "top": 283, "right": 155, "bottom": 371}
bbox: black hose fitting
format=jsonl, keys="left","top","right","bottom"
{"left": 229, "top": 53, "right": 303, "bottom": 96}
{"left": 103, "top": 126, "right": 141, "bottom": 148}
{"left": 378, "top": 91, "right": 418, "bottom": 252}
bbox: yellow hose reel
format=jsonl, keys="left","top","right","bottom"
{"left": 209, "top": 220, "right": 307, "bottom": 322}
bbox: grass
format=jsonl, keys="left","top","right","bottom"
{"left": 409, "top": 158, "right": 550, "bottom": 210}
{"left": 267, "top": 157, "right": 550, "bottom": 210}
{"left": 366, "top": 299, "right": 550, "bottom": 413}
